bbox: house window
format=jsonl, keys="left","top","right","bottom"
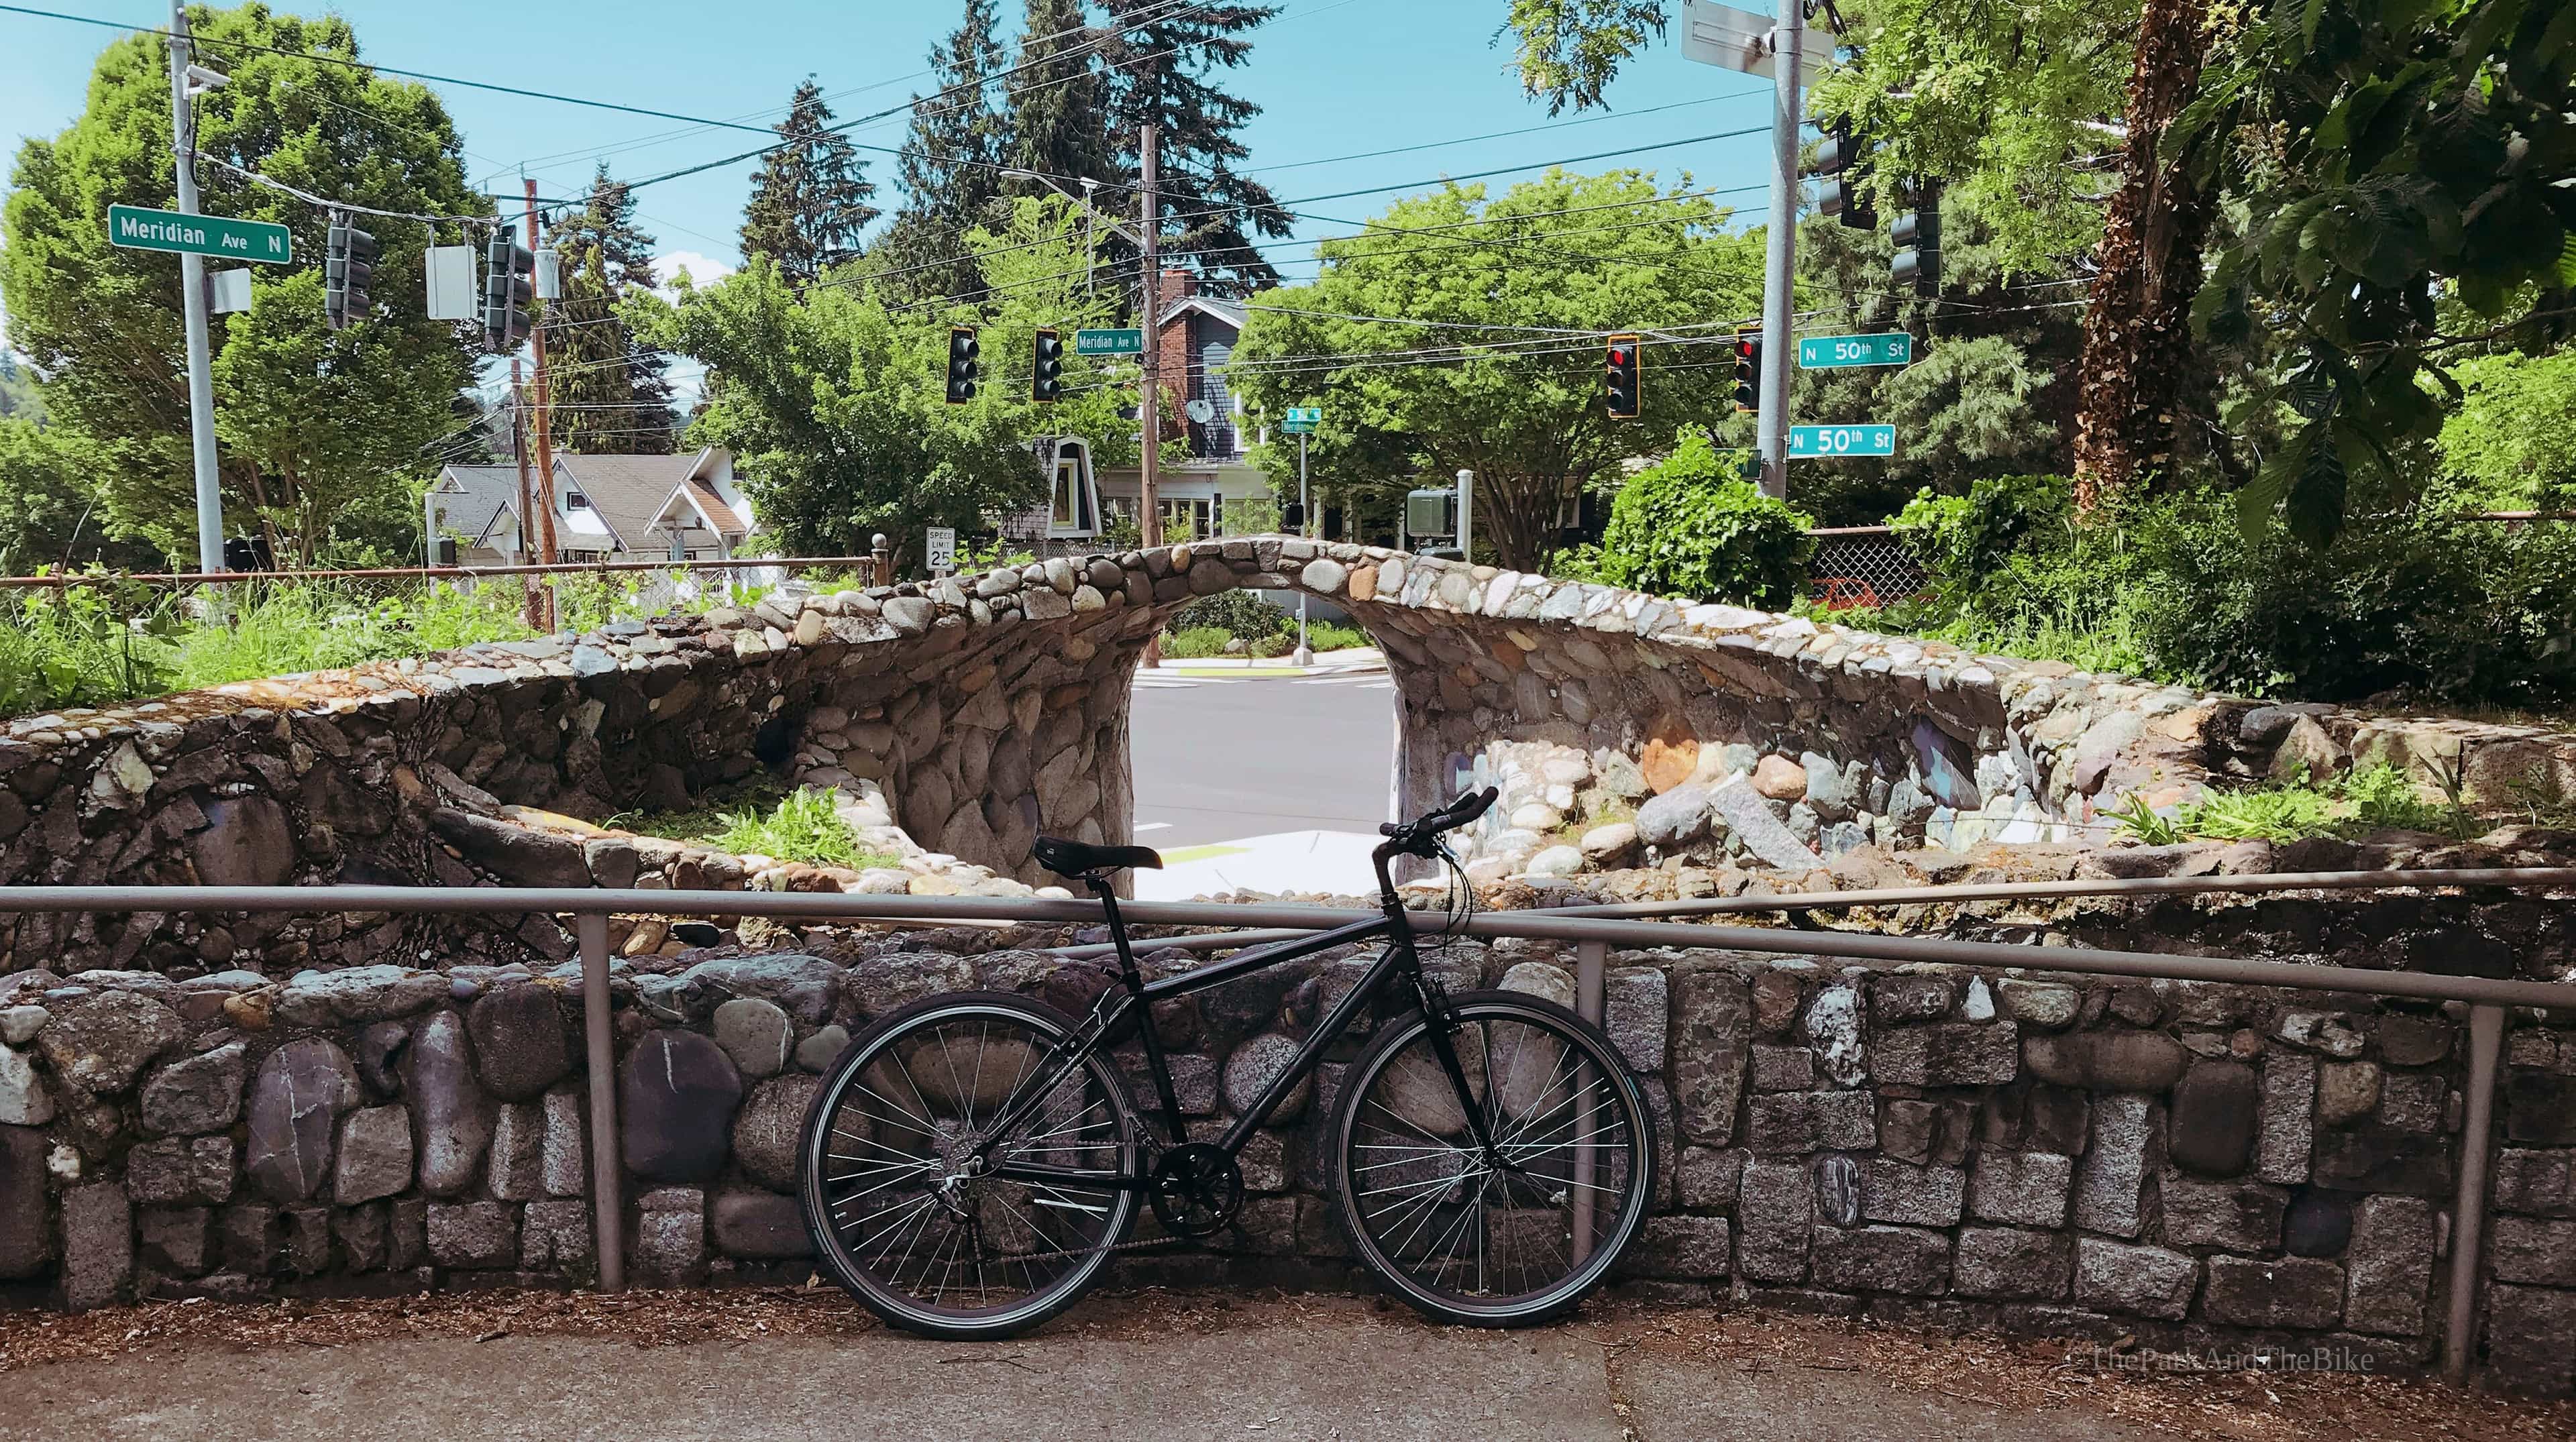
{"left": 1159, "top": 497, "right": 1212, "bottom": 542}
{"left": 1051, "top": 456, "right": 1095, "bottom": 532}
{"left": 565, "top": 490, "right": 590, "bottom": 510}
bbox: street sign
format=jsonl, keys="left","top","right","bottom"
{"left": 1676, "top": 0, "right": 1836, "bottom": 80}
{"left": 1788, "top": 424, "right": 1897, "bottom": 459}
{"left": 924, "top": 526, "right": 957, "bottom": 573}
{"left": 1799, "top": 333, "right": 1913, "bottom": 370}
{"left": 1073, "top": 327, "right": 1143, "bottom": 356}
{"left": 1282, "top": 406, "right": 1322, "bottom": 434}
{"left": 106, "top": 203, "right": 291, "bottom": 264}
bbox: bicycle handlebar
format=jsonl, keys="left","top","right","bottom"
{"left": 1378, "top": 786, "right": 1499, "bottom": 846}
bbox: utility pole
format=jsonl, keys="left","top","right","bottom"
{"left": 524, "top": 178, "right": 559, "bottom": 629}
{"left": 508, "top": 355, "right": 541, "bottom": 629}
{"left": 166, "top": 0, "right": 225, "bottom": 579}
{"left": 1293, "top": 429, "right": 1311, "bottom": 665}
{"left": 1755, "top": 0, "right": 1804, "bottom": 500}
{"left": 1138, "top": 123, "right": 1161, "bottom": 549}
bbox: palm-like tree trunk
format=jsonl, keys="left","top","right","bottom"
{"left": 2071, "top": 0, "right": 2220, "bottom": 508}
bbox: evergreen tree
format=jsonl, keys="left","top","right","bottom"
{"left": 1007, "top": 0, "right": 1116, "bottom": 195}
{"left": 738, "top": 78, "right": 880, "bottom": 288}
{"left": 547, "top": 165, "right": 673, "bottom": 453}
{"left": 900, "top": 0, "right": 1009, "bottom": 224}
{"left": 1099, "top": 0, "right": 1291, "bottom": 292}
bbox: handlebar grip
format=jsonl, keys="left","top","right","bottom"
{"left": 1379, "top": 822, "right": 1404, "bottom": 837}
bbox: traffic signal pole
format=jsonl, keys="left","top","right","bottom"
{"left": 1138, "top": 123, "right": 1161, "bottom": 549}
{"left": 525, "top": 178, "right": 559, "bottom": 628}
{"left": 1754, "top": 0, "right": 1803, "bottom": 500}
{"left": 166, "top": 0, "right": 226, "bottom": 580}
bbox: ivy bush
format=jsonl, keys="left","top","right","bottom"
{"left": 1594, "top": 432, "right": 1815, "bottom": 606}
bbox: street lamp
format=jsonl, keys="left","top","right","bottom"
{"left": 999, "top": 168, "right": 1146, "bottom": 249}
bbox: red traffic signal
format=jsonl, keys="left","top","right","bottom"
{"left": 1732, "top": 333, "right": 1762, "bottom": 414}
{"left": 1604, "top": 334, "right": 1641, "bottom": 419}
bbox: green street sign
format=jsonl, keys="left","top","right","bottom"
{"left": 106, "top": 203, "right": 292, "bottom": 264}
{"left": 1282, "top": 405, "right": 1322, "bottom": 434}
{"left": 1798, "top": 332, "right": 1913, "bottom": 369}
{"left": 1788, "top": 423, "right": 1897, "bottom": 459}
{"left": 1073, "top": 327, "right": 1143, "bottom": 356}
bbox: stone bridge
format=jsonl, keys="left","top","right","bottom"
{"left": 7, "top": 537, "right": 2576, "bottom": 945}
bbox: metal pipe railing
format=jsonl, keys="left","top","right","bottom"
{"left": 0, "top": 555, "right": 885, "bottom": 590}
{"left": 3, "top": 881, "right": 2563, "bottom": 1378}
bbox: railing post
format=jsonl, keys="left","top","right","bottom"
{"left": 2444, "top": 1003, "right": 2506, "bottom": 1383}
{"left": 1572, "top": 939, "right": 1609, "bottom": 1264}
{"left": 576, "top": 910, "right": 626, "bottom": 1294}
{"left": 871, "top": 533, "right": 892, "bottom": 588}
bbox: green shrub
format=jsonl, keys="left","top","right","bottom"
{"left": 1594, "top": 432, "right": 1815, "bottom": 606}
{"left": 1305, "top": 620, "right": 1370, "bottom": 652}
{"left": 1542, "top": 542, "right": 1608, "bottom": 583}
{"left": 2113, "top": 763, "right": 2485, "bottom": 845}
{"left": 1874, "top": 480, "right": 2576, "bottom": 712}
{"left": 1170, "top": 589, "right": 1291, "bottom": 640}
{"left": 1158, "top": 625, "right": 1236, "bottom": 659}
{"left": 1890, "top": 474, "right": 2075, "bottom": 579}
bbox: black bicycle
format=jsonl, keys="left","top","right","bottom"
{"left": 796, "top": 787, "right": 1657, "bottom": 1338}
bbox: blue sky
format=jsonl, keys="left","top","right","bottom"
{"left": 0, "top": 0, "right": 1784, "bottom": 294}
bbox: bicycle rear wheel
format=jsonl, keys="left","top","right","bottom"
{"left": 798, "top": 992, "right": 1140, "bottom": 1339}
{"left": 1330, "top": 991, "right": 1655, "bottom": 1326}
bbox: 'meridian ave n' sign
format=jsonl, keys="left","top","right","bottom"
{"left": 106, "top": 204, "right": 292, "bottom": 264}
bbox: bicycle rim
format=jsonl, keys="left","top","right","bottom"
{"left": 800, "top": 997, "right": 1138, "bottom": 1335}
{"left": 1334, "top": 994, "right": 1652, "bottom": 1324}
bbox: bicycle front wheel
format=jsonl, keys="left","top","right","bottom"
{"left": 798, "top": 992, "right": 1140, "bottom": 1339}
{"left": 1330, "top": 991, "right": 1656, "bottom": 1326}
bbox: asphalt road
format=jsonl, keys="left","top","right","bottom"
{"left": 1129, "top": 669, "right": 1395, "bottom": 847}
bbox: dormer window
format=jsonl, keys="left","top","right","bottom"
{"left": 565, "top": 490, "right": 590, "bottom": 510}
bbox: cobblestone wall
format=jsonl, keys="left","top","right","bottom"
{"left": 0, "top": 934, "right": 2569, "bottom": 1392}
{"left": 7, "top": 538, "right": 2576, "bottom": 974}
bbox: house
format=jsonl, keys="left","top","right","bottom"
{"left": 1094, "top": 270, "right": 1273, "bottom": 541}
{"left": 427, "top": 447, "right": 755, "bottom": 565}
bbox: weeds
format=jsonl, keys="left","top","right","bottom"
{"left": 704, "top": 786, "right": 899, "bottom": 869}
{"left": 2114, "top": 763, "right": 2490, "bottom": 846}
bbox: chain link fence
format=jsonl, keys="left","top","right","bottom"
{"left": 1805, "top": 526, "right": 1928, "bottom": 610}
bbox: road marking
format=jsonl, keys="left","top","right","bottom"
{"left": 1159, "top": 842, "right": 1252, "bottom": 864}
{"left": 1132, "top": 822, "right": 1173, "bottom": 834}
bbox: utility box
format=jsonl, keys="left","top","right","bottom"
{"left": 1405, "top": 487, "right": 1457, "bottom": 540}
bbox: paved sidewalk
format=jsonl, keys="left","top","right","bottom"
{"left": 6, "top": 1293, "right": 2173, "bottom": 1442}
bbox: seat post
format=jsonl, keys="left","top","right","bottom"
{"left": 1091, "top": 875, "right": 1144, "bottom": 988}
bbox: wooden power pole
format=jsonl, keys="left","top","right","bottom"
{"left": 508, "top": 355, "right": 541, "bottom": 628}
{"left": 524, "top": 178, "right": 560, "bottom": 630}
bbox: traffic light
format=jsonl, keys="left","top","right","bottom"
{"left": 1811, "top": 116, "right": 1875, "bottom": 232}
{"left": 1603, "top": 334, "right": 1641, "bottom": 419}
{"left": 324, "top": 217, "right": 376, "bottom": 330}
{"left": 482, "top": 227, "right": 533, "bottom": 351}
{"left": 1732, "top": 332, "right": 1762, "bottom": 413}
{"left": 946, "top": 325, "right": 980, "bottom": 404}
{"left": 1030, "top": 327, "right": 1062, "bottom": 403}
{"left": 1891, "top": 182, "right": 1943, "bottom": 297}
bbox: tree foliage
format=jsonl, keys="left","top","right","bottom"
{"left": 632, "top": 199, "right": 1138, "bottom": 561}
{"left": 1, "top": 2, "right": 484, "bottom": 561}
{"left": 739, "top": 78, "right": 882, "bottom": 290}
{"left": 1098, "top": 0, "right": 1293, "bottom": 290}
{"left": 547, "top": 165, "right": 673, "bottom": 454}
{"left": 2180, "top": 0, "right": 2576, "bottom": 546}
{"left": 1227, "top": 170, "right": 1763, "bottom": 570}
{"left": 2434, "top": 349, "right": 2576, "bottom": 513}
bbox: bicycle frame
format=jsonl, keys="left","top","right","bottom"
{"left": 977, "top": 846, "right": 1481, "bottom": 1193}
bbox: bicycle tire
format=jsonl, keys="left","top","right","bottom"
{"left": 798, "top": 991, "right": 1141, "bottom": 1339}
{"left": 1328, "top": 989, "right": 1656, "bottom": 1327}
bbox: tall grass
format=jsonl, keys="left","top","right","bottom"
{"left": 0, "top": 570, "right": 738, "bottom": 721}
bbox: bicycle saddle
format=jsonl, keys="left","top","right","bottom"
{"left": 1032, "top": 835, "right": 1164, "bottom": 877}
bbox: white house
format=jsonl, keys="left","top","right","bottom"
{"left": 427, "top": 447, "right": 755, "bottom": 565}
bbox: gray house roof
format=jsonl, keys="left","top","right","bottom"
{"left": 430, "top": 460, "right": 569, "bottom": 549}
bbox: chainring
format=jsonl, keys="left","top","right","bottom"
{"left": 1147, "top": 1142, "right": 1244, "bottom": 1237}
